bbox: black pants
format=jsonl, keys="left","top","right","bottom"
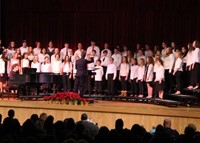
{"left": 120, "top": 76, "right": 127, "bottom": 90}
{"left": 138, "top": 80, "right": 144, "bottom": 95}
{"left": 131, "top": 78, "right": 138, "bottom": 95}
{"left": 191, "top": 63, "right": 200, "bottom": 86}
{"left": 94, "top": 81, "right": 102, "bottom": 94}
{"left": 74, "top": 76, "right": 86, "bottom": 97}
{"left": 63, "top": 74, "right": 71, "bottom": 92}
{"left": 164, "top": 69, "right": 174, "bottom": 93}
{"left": 107, "top": 74, "right": 115, "bottom": 96}
{"left": 175, "top": 71, "right": 182, "bottom": 91}
{"left": 102, "top": 66, "right": 107, "bottom": 91}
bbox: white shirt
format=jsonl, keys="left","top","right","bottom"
{"left": 163, "top": 54, "right": 175, "bottom": 73}
{"left": 51, "top": 54, "right": 61, "bottom": 63}
{"left": 119, "top": 63, "right": 129, "bottom": 77}
{"left": 130, "top": 65, "right": 138, "bottom": 80}
{"left": 94, "top": 66, "right": 104, "bottom": 81}
{"left": 31, "top": 62, "right": 40, "bottom": 73}
{"left": 106, "top": 63, "right": 117, "bottom": 80}
{"left": 174, "top": 58, "right": 183, "bottom": 72}
{"left": 74, "top": 49, "right": 82, "bottom": 59}
{"left": 63, "top": 62, "right": 73, "bottom": 74}
{"left": 60, "top": 48, "right": 70, "bottom": 60}
{"left": 145, "top": 64, "right": 154, "bottom": 82}
{"left": 100, "top": 56, "right": 109, "bottom": 67}
{"left": 192, "top": 48, "right": 200, "bottom": 64}
{"left": 28, "top": 54, "right": 34, "bottom": 61}
{"left": 0, "top": 59, "right": 5, "bottom": 74}
{"left": 137, "top": 66, "right": 145, "bottom": 80}
{"left": 186, "top": 51, "right": 193, "bottom": 66}
{"left": 38, "top": 53, "right": 49, "bottom": 63}
{"left": 137, "top": 55, "right": 146, "bottom": 63}
{"left": 112, "top": 53, "right": 122, "bottom": 70}
{"left": 20, "top": 46, "right": 28, "bottom": 55}
{"left": 155, "top": 66, "right": 165, "bottom": 81}
{"left": 7, "top": 49, "right": 15, "bottom": 59}
{"left": 33, "top": 48, "right": 41, "bottom": 55}
{"left": 87, "top": 56, "right": 98, "bottom": 70}
{"left": 41, "top": 63, "right": 51, "bottom": 73}
{"left": 21, "top": 59, "right": 30, "bottom": 68}
{"left": 51, "top": 60, "right": 62, "bottom": 74}
{"left": 100, "top": 49, "right": 112, "bottom": 58}
{"left": 87, "top": 46, "right": 100, "bottom": 58}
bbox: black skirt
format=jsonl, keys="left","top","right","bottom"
{"left": 0, "top": 74, "right": 8, "bottom": 82}
{"left": 155, "top": 81, "right": 165, "bottom": 91}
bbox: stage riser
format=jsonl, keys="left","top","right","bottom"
{"left": 0, "top": 103, "right": 200, "bottom": 134}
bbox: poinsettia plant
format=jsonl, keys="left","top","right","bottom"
{"left": 43, "top": 92, "right": 91, "bottom": 105}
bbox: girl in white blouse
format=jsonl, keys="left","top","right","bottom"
{"left": 154, "top": 59, "right": 165, "bottom": 99}
{"left": 31, "top": 55, "right": 41, "bottom": 73}
{"left": 137, "top": 58, "right": 145, "bottom": 98}
{"left": 21, "top": 52, "right": 30, "bottom": 74}
{"left": 145, "top": 56, "right": 154, "bottom": 98}
{"left": 41, "top": 56, "right": 51, "bottom": 73}
{"left": 119, "top": 56, "right": 129, "bottom": 96}
{"left": 186, "top": 43, "right": 194, "bottom": 89}
{"left": 130, "top": 58, "right": 138, "bottom": 97}
{"left": 173, "top": 51, "right": 183, "bottom": 94}
{"left": 62, "top": 55, "right": 73, "bottom": 91}
{"left": 0, "top": 55, "right": 5, "bottom": 92}
{"left": 51, "top": 54, "right": 62, "bottom": 74}
{"left": 188, "top": 40, "right": 200, "bottom": 89}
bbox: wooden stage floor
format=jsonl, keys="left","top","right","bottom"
{"left": 0, "top": 99, "right": 200, "bottom": 133}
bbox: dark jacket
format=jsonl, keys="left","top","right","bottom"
{"left": 75, "top": 58, "right": 93, "bottom": 77}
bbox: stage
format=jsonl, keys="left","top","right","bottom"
{"left": 0, "top": 99, "right": 200, "bottom": 133}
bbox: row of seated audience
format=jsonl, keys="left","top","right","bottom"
{"left": 0, "top": 39, "right": 200, "bottom": 98}
{"left": 0, "top": 109, "right": 200, "bottom": 143}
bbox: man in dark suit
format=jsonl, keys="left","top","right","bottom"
{"left": 74, "top": 51, "right": 93, "bottom": 97}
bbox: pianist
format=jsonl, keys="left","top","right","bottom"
{"left": 8, "top": 64, "right": 20, "bottom": 93}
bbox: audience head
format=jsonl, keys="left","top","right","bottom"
{"left": 81, "top": 113, "right": 88, "bottom": 121}
{"left": 163, "top": 118, "right": 171, "bottom": 128}
{"left": 115, "top": 118, "right": 124, "bottom": 130}
{"left": 8, "top": 109, "right": 15, "bottom": 118}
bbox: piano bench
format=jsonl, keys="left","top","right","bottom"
{"left": 2, "top": 86, "right": 18, "bottom": 99}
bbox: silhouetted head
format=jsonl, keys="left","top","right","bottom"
{"left": 163, "top": 119, "right": 171, "bottom": 128}
{"left": 81, "top": 113, "right": 88, "bottom": 121}
{"left": 115, "top": 119, "right": 124, "bottom": 130}
{"left": 8, "top": 109, "right": 15, "bottom": 118}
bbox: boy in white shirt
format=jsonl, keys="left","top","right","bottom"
{"left": 106, "top": 57, "right": 117, "bottom": 96}
{"left": 93, "top": 60, "right": 104, "bottom": 95}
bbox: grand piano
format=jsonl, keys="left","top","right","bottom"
{"left": 9, "top": 68, "right": 63, "bottom": 98}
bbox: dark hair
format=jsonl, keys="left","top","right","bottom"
{"left": 81, "top": 113, "right": 88, "bottom": 120}
{"left": 103, "top": 50, "right": 108, "bottom": 54}
{"left": 147, "top": 56, "right": 154, "bottom": 65}
{"left": 92, "top": 50, "right": 96, "bottom": 53}
{"left": 115, "top": 119, "right": 124, "bottom": 130}
{"left": 8, "top": 109, "right": 15, "bottom": 118}
{"left": 96, "top": 59, "right": 101, "bottom": 63}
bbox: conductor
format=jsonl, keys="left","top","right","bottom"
{"left": 74, "top": 51, "right": 93, "bottom": 97}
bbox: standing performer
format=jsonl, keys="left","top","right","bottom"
{"left": 0, "top": 54, "right": 5, "bottom": 92}
{"left": 186, "top": 43, "right": 194, "bottom": 89}
{"left": 106, "top": 57, "right": 117, "bottom": 96}
{"left": 173, "top": 51, "right": 183, "bottom": 94}
{"left": 154, "top": 59, "right": 165, "bottom": 99}
{"left": 163, "top": 47, "right": 175, "bottom": 93}
{"left": 119, "top": 56, "right": 129, "bottom": 96}
{"left": 188, "top": 40, "right": 200, "bottom": 89}
{"left": 31, "top": 55, "right": 41, "bottom": 73}
{"left": 93, "top": 60, "right": 104, "bottom": 95}
{"left": 130, "top": 58, "right": 138, "bottom": 97}
{"left": 145, "top": 56, "right": 154, "bottom": 98}
{"left": 62, "top": 55, "right": 73, "bottom": 92}
{"left": 137, "top": 58, "right": 145, "bottom": 98}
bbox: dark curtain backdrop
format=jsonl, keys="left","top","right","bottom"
{"left": 2, "top": 0, "right": 200, "bottom": 51}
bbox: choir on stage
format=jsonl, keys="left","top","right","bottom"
{"left": 0, "top": 39, "right": 200, "bottom": 99}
